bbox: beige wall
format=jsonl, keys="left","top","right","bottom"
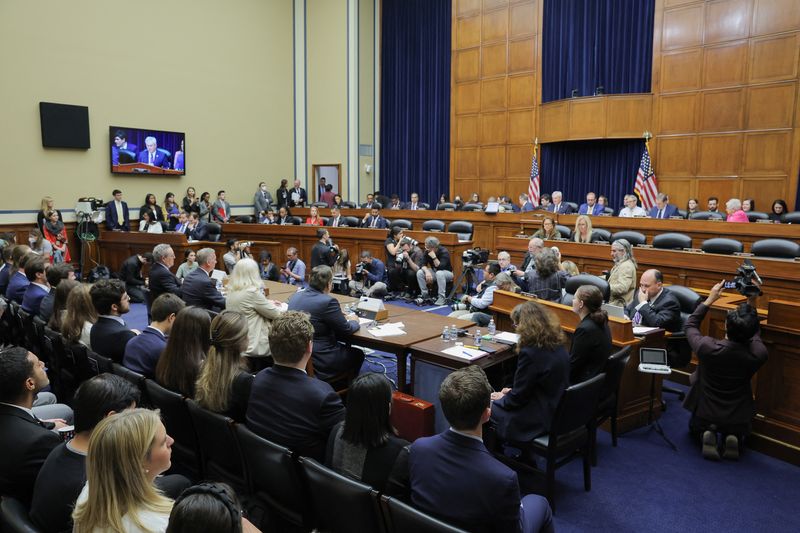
{"left": 0, "top": 0, "right": 294, "bottom": 220}
{"left": 358, "top": 0, "right": 376, "bottom": 201}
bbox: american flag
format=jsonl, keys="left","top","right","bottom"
{"left": 634, "top": 143, "right": 658, "bottom": 210}
{"left": 528, "top": 143, "right": 540, "bottom": 206}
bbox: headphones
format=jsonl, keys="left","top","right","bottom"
{"left": 177, "top": 482, "right": 240, "bottom": 531}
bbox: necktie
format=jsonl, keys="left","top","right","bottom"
{"left": 116, "top": 201, "right": 123, "bottom": 225}
{"left": 633, "top": 310, "right": 642, "bottom": 325}
{"left": 371, "top": 217, "right": 376, "bottom": 228}
{"left": 149, "top": 152, "right": 154, "bottom": 165}
{"left": 658, "top": 209, "right": 664, "bottom": 219}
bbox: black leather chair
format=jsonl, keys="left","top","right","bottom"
{"left": 235, "top": 424, "right": 310, "bottom": 529}
{"left": 652, "top": 232, "right": 692, "bottom": 250}
{"left": 206, "top": 222, "right": 222, "bottom": 242}
{"left": 320, "top": 217, "right": 330, "bottom": 226}
{"left": 236, "top": 215, "right": 254, "bottom": 224}
{"left": 555, "top": 224, "right": 571, "bottom": 240}
{"left": 290, "top": 216, "right": 302, "bottom": 225}
{"left": 341, "top": 201, "right": 357, "bottom": 209}
{"left": 746, "top": 211, "right": 769, "bottom": 222}
{"left": 0, "top": 296, "right": 13, "bottom": 345}
{"left": 602, "top": 207, "right": 615, "bottom": 216}
{"left": 436, "top": 202, "right": 457, "bottom": 211}
{"left": 344, "top": 216, "right": 361, "bottom": 227}
{"left": 419, "top": 202, "right": 431, "bottom": 210}
{"left": 144, "top": 379, "right": 202, "bottom": 478}
{"left": 591, "top": 228, "right": 611, "bottom": 243}
{"left": 701, "top": 238, "right": 743, "bottom": 255}
{"left": 31, "top": 316, "right": 47, "bottom": 362}
{"left": 66, "top": 343, "right": 101, "bottom": 385}
{"left": 186, "top": 399, "right": 247, "bottom": 491}
{"left": 311, "top": 202, "right": 328, "bottom": 209}
{"left": 781, "top": 211, "right": 800, "bottom": 224}
{"left": 380, "top": 495, "right": 467, "bottom": 533}
{"left": 422, "top": 220, "right": 446, "bottom": 232}
{"left": 17, "top": 307, "right": 34, "bottom": 352}
{"left": 565, "top": 201, "right": 579, "bottom": 212}
{"left": 610, "top": 231, "right": 646, "bottom": 246}
{"left": 592, "top": 346, "right": 632, "bottom": 465}
{"left": 392, "top": 219, "right": 413, "bottom": 230}
{"left": 447, "top": 221, "right": 474, "bottom": 241}
{"left": 676, "top": 209, "right": 688, "bottom": 219}
{"left": 460, "top": 203, "right": 483, "bottom": 212}
{"left": 111, "top": 363, "right": 148, "bottom": 406}
{"left": 563, "top": 274, "right": 611, "bottom": 306}
{"left": 751, "top": 238, "right": 800, "bottom": 259}
{"left": 0, "top": 496, "right": 38, "bottom": 533}
{"left": 298, "top": 457, "right": 383, "bottom": 533}
{"left": 87, "top": 349, "right": 114, "bottom": 374}
{"left": 6, "top": 300, "right": 24, "bottom": 347}
{"left": 688, "top": 211, "right": 724, "bottom": 220}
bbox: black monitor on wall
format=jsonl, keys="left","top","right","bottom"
{"left": 39, "top": 102, "right": 91, "bottom": 149}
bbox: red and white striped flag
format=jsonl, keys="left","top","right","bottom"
{"left": 634, "top": 142, "right": 658, "bottom": 210}
{"left": 528, "top": 142, "right": 540, "bottom": 206}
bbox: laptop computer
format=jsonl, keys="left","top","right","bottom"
{"left": 638, "top": 348, "right": 671, "bottom": 374}
{"left": 602, "top": 303, "right": 625, "bottom": 318}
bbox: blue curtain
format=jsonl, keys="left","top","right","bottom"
{"left": 542, "top": 0, "right": 655, "bottom": 103}
{"left": 540, "top": 139, "right": 643, "bottom": 210}
{"left": 380, "top": 0, "right": 451, "bottom": 204}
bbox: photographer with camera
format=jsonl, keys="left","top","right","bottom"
{"left": 311, "top": 229, "right": 339, "bottom": 269}
{"left": 348, "top": 250, "right": 388, "bottom": 298}
{"left": 449, "top": 261, "right": 501, "bottom": 324}
{"left": 223, "top": 239, "right": 252, "bottom": 274}
{"left": 391, "top": 237, "right": 424, "bottom": 298}
{"left": 684, "top": 277, "right": 767, "bottom": 461}
{"left": 416, "top": 236, "right": 453, "bottom": 306}
{"left": 385, "top": 227, "right": 412, "bottom": 292}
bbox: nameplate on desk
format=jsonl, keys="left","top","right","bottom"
{"left": 683, "top": 248, "right": 703, "bottom": 253}
{"left": 357, "top": 297, "right": 388, "bottom": 321}
{"left": 733, "top": 252, "right": 754, "bottom": 257}
{"left": 493, "top": 331, "right": 519, "bottom": 345}
{"left": 638, "top": 244, "right": 653, "bottom": 248}
{"left": 633, "top": 326, "right": 660, "bottom": 336}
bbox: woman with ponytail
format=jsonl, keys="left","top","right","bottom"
{"left": 569, "top": 285, "right": 613, "bottom": 384}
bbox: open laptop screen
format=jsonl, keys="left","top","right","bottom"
{"left": 640, "top": 348, "right": 668, "bottom": 365}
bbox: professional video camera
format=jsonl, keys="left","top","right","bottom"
{"left": 355, "top": 263, "right": 366, "bottom": 276}
{"left": 462, "top": 248, "right": 489, "bottom": 267}
{"left": 724, "top": 259, "right": 762, "bottom": 297}
{"left": 400, "top": 237, "right": 419, "bottom": 248}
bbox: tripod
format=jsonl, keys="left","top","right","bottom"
{"left": 642, "top": 370, "right": 677, "bottom": 450}
{"left": 447, "top": 263, "right": 479, "bottom": 303}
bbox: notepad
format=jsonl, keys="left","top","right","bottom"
{"left": 493, "top": 331, "right": 520, "bottom": 345}
{"left": 633, "top": 326, "right": 660, "bottom": 335}
{"left": 441, "top": 346, "right": 488, "bottom": 360}
{"left": 367, "top": 323, "right": 406, "bottom": 337}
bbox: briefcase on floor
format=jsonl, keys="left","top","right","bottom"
{"left": 390, "top": 391, "right": 434, "bottom": 442}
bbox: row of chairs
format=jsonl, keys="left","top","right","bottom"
{"left": 232, "top": 215, "right": 475, "bottom": 239}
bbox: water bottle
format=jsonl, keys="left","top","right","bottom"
{"left": 488, "top": 318, "right": 496, "bottom": 336}
{"left": 450, "top": 324, "right": 458, "bottom": 342}
{"left": 474, "top": 329, "right": 482, "bottom": 347}
{"left": 442, "top": 326, "right": 449, "bottom": 341}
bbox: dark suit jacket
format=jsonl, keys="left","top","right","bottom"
{"left": 0, "top": 263, "right": 11, "bottom": 295}
{"left": 326, "top": 215, "right": 347, "bottom": 228}
{"left": 569, "top": 316, "right": 613, "bottom": 384}
{"left": 648, "top": 204, "right": 679, "bottom": 219}
{"left": 311, "top": 242, "right": 337, "bottom": 269}
{"left": 137, "top": 149, "right": 169, "bottom": 167}
{"left": 188, "top": 222, "right": 209, "bottom": 241}
{"left": 287, "top": 287, "right": 360, "bottom": 378}
{"left": 120, "top": 255, "right": 146, "bottom": 287}
{"left": 547, "top": 203, "right": 573, "bottom": 215}
{"left": 104, "top": 201, "right": 130, "bottom": 231}
{"left": 491, "top": 345, "right": 570, "bottom": 443}
{"left": 5, "top": 271, "right": 30, "bottom": 303}
{"left": 289, "top": 187, "right": 308, "bottom": 207}
{"left": 246, "top": 365, "right": 345, "bottom": 461}
{"left": 182, "top": 268, "right": 225, "bottom": 311}
{"left": 122, "top": 326, "right": 167, "bottom": 377}
{"left": 579, "top": 203, "right": 604, "bottom": 216}
{"left": 21, "top": 284, "right": 49, "bottom": 315}
{"left": 90, "top": 316, "right": 136, "bottom": 363}
{"left": 409, "top": 430, "right": 523, "bottom": 533}
{"left": 0, "top": 403, "right": 61, "bottom": 506}
{"left": 361, "top": 215, "right": 389, "bottom": 229}
{"left": 625, "top": 287, "right": 682, "bottom": 332}
{"left": 149, "top": 263, "right": 182, "bottom": 300}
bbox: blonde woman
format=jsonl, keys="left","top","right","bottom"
{"left": 195, "top": 311, "right": 254, "bottom": 423}
{"left": 61, "top": 284, "right": 98, "bottom": 347}
{"left": 226, "top": 258, "right": 282, "bottom": 360}
{"left": 573, "top": 215, "right": 594, "bottom": 243}
{"left": 72, "top": 409, "right": 174, "bottom": 533}
{"left": 37, "top": 196, "right": 63, "bottom": 232}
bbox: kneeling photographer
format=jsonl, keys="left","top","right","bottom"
{"left": 349, "top": 250, "right": 388, "bottom": 298}
{"left": 389, "top": 237, "right": 423, "bottom": 297}
{"left": 416, "top": 236, "right": 453, "bottom": 306}
{"left": 448, "top": 262, "right": 501, "bottom": 325}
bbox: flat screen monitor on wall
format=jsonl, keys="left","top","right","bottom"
{"left": 40, "top": 102, "right": 90, "bottom": 149}
{"left": 110, "top": 126, "right": 185, "bottom": 175}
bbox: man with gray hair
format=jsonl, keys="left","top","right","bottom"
{"left": 417, "top": 236, "right": 453, "bottom": 306}
{"left": 181, "top": 247, "right": 225, "bottom": 311}
{"left": 548, "top": 190, "right": 573, "bottom": 214}
{"left": 618, "top": 195, "right": 647, "bottom": 218}
{"left": 148, "top": 244, "right": 181, "bottom": 300}
{"left": 137, "top": 136, "right": 168, "bottom": 168}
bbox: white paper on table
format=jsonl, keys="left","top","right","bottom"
{"left": 633, "top": 326, "right": 660, "bottom": 335}
{"left": 358, "top": 317, "right": 375, "bottom": 325}
{"left": 275, "top": 302, "right": 289, "bottom": 312}
{"left": 367, "top": 324, "right": 407, "bottom": 337}
{"left": 493, "top": 331, "right": 520, "bottom": 344}
{"left": 210, "top": 269, "right": 227, "bottom": 282}
{"left": 441, "top": 346, "right": 488, "bottom": 360}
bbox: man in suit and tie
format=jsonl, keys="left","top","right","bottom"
{"left": 172, "top": 212, "right": 190, "bottom": 235}
{"left": 246, "top": 311, "right": 345, "bottom": 461}
{"left": 21, "top": 256, "right": 49, "bottom": 315}
{"left": 122, "top": 294, "right": 184, "bottom": 377}
{"left": 361, "top": 193, "right": 379, "bottom": 209}
{"left": 290, "top": 179, "right": 308, "bottom": 208}
{"left": 404, "top": 192, "right": 424, "bottom": 210}
{"left": 111, "top": 129, "right": 138, "bottom": 165}
{"left": 89, "top": 279, "right": 138, "bottom": 363}
{"left": 547, "top": 190, "right": 573, "bottom": 215}
{"left": 105, "top": 189, "right": 130, "bottom": 231}
{"left": 326, "top": 206, "right": 347, "bottom": 228}
{"left": 186, "top": 212, "right": 209, "bottom": 241}
{"left": 409, "top": 366, "right": 553, "bottom": 533}
{"left": 281, "top": 247, "right": 306, "bottom": 286}
{"left": 360, "top": 206, "right": 389, "bottom": 229}
{"left": 0, "top": 346, "right": 65, "bottom": 506}
{"left": 578, "top": 192, "right": 604, "bottom": 216}
{"left": 137, "top": 136, "right": 169, "bottom": 168}
{"left": 624, "top": 269, "right": 682, "bottom": 332}
{"left": 182, "top": 248, "right": 226, "bottom": 311}
{"left": 254, "top": 181, "right": 274, "bottom": 216}
{"left": 518, "top": 193, "right": 535, "bottom": 213}
{"left": 316, "top": 177, "right": 327, "bottom": 200}
{"left": 648, "top": 193, "right": 678, "bottom": 219}
{"left": 287, "top": 265, "right": 363, "bottom": 381}
{"left": 149, "top": 244, "right": 182, "bottom": 300}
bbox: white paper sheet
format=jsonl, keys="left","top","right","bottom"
{"left": 493, "top": 331, "right": 520, "bottom": 344}
{"left": 441, "top": 346, "right": 488, "bottom": 360}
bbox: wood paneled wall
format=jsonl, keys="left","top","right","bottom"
{"left": 450, "top": 0, "right": 800, "bottom": 210}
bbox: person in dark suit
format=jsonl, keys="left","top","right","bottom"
{"left": 547, "top": 191, "right": 573, "bottom": 215}
{"left": 246, "top": 311, "right": 346, "bottom": 461}
{"left": 360, "top": 206, "right": 389, "bottom": 229}
{"left": 410, "top": 366, "right": 553, "bottom": 533}
{"left": 4, "top": 246, "right": 31, "bottom": 303}
{"left": 0, "top": 245, "right": 14, "bottom": 296}
{"left": 186, "top": 212, "right": 209, "bottom": 241}
{"left": 287, "top": 265, "right": 363, "bottom": 381}
{"left": 361, "top": 193, "right": 380, "bottom": 209}
{"left": 624, "top": 269, "right": 682, "bottom": 332}
{"left": 310, "top": 229, "right": 339, "bottom": 269}
{"left": 119, "top": 253, "right": 152, "bottom": 304}
{"left": 89, "top": 279, "right": 137, "bottom": 363}
{"left": 0, "top": 346, "right": 63, "bottom": 506}
{"left": 648, "top": 193, "right": 679, "bottom": 219}
{"left": 105, "top": 189, "right": 130, "bottom": 231}
{"left": 289, "top": 179, "right": 308, "bottom": 207}
{"left": 578, "top": 192, "right": 604, "bottom": 216}
{"left": 122, "top": 294, "right": 184, "bottom": 378}
{"left": 253, "top": 181, "right": 273, "bottom": 216}
{"left": 39, "top": 262, "right": 75, "bottom": 323}
{"left": 569, "top": 285, "right": 613, "bottom": 384}
{"left": 683, "top": 281, "right": 768, "bottom": 461}
{"left": 137, "top": 136, "right": 169, "bottom": 168}
{"left": 182, "top": 247, "right": 226, "bottom": 311}
{"left": 21, "top": 256, "right": 50, "bottom": 315}
{"left": 327, "top": 206, "right": 347, "bottom": 227}
{"left": 403, "top": 192, "right": 424, "bottom": 211}
{"left": 491, "top": 301, "right": 570, "bottom": 444}
{"left": 149, "top": 244, "right": 182, "bottom": 300}
{"left": 111, "top": 129, "right": 138, "bottom": 165}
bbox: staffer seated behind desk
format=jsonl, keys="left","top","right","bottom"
{"left": 569, "top": 285, "right": 612, "bottom": 384}
{"left": 624, "top": 269, "right": 681, "bottom": 332}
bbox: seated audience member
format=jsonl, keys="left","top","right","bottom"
{"left": 105, "top": 189, "right": 130, "bottom": 231}
{"left": 155, "top": 306, "right": 211, "bottom": 397}
{"left": 512, "top": 238, "right": 544, "bottom": 282}
{"left": 578, "top": 191, "right": 603, "bottom": 216}
{"left": 686, "top": 198, "right": 700, "bottom": 218}
{"left": 150, "top": 244, "right": 182, "bottom": 300}
{"left": 71, "top": 409, "right": 175, "bottom": 533}
{"left": 28, "top": 228, "right": 53, "bottom": 259}
{"left": 90, "top": 279, "right": 138, "bottom": 362}
{"left": 532, "top": 216, "right": 559, "bottom": 240}
{"left": 45, "top": 279, "right": 80, "bottom": 333}
{"left": 361, "top": 206, "right": 389, "bottom": 229}
{"left": 327, "top": 206, "right": 347, "bottom": 227}
{"left": 416, "top": 236, "right": 454, "bottom": 306}
{"left": 618, "top": 194, "right": 647, "bottom": 217}
{"left": 331, "top": 249, "right": 353, "bottom": 294}
{"left": 305, "top": 205, "right": 325, "bottom": 226}
{"left": 387, "top": 194, "right": 403, "bottom": 210}
{"left": 258, "top": 209, "right": 274, "bottom": 224}
{"left": 349, "top": 250, "right": 388, "bottom": 298}
{"left": 246, "top": 311, "right": 346, "bottom": 461}
{"left": 21, "top": 256, "right": 50, "bottom": 315}
{"left": 725, "top": 198, "right": 749, "bottom": 223}
{"left": 411, "top": 366, "right": 553, "bottom": 533}
{"left": 5, "top": 246, "right": 32, "bottom": 303}
{"left": 624, "top": 269, "right": 682, "bottom": 332}
{"left": 281, "top": 246, "right": 306, "bottom": 286}
{"left": 139, "top": 211, "right": 164, "bottom": 234}
{"left": 223, "top": 239, "right": 252, "bottom": 273}
{"left": 226, "top": 258, "right": 283, "bottom": 361}
{"left": 259, "top": 250, "right": 280, "bottom": 282}
{"left": 491, "top": 301, "right": 569, "bottom": 445}
{"left": 707, "top": 196, "right": 719, "bottom": 213}
{"left": 182, "top": 248, "right": 226, "bottom": 311}
{"left": 769, "top": 199, "right": 787, "bottom": 222}
{"left": 276, "top": 206, "right": 293, "bottom": 225}
{"left": 37, "top": 196, "right": 64, "bottom": 233}
{"left": 496, "top": 251, "right": 516, "bottom": 275}
{"left": 548, "top": 190, "right": 572, "bottom": 214}
{"left": 435, "top": 193, "right": 449, "bottom": 210}
{"left": 742, "top": 198, "right": 755, "bottom": 212}
{"left": 311, "top": 228, "right": 339, "bottom": 269}
{"left": 573, "top": 214, "right": 594, "bottom": 243}
{"left": 195, "top": 311, "right": 254, "bottom": 423}
{"left": 683, "top": 281, "right": 768, "bottom": 461}
{"left": 649, "top": 193, "right": 678, "bottom": 219}
{"left": 61, "top": 284, "right": 97, "bottom": 347}
{"left": 0, "top": 346, "right": 64, "bottom": 506}
{"left": 186, "top": 212, "right": 209, "bottom": 241}
{"left": 326, "top": 373, "right": 409, "bottom": 495}
{"left": 254, "top": 181, "right": 273, "bottom": 216}
{"left": 606, "top": 239, "right": 637, "bottom": 307}
{"left": 404, "top": 192, "right": 424, "bottom": 210}
{"left": 212, "top": 190, "right": 232, "bottom": 223}
{"left": 449, "top": 262, "right": 501, "bottom": 323}
{"left": 43, "top": 210, "right": 71, "bottom": 263}
{"left": 0, "top": 245, "right": 15, "bottom": 295}
{"left": 561, "top": 261, "right": 580, "bottom": 277}
{"left": 524, "top": 249, "right": 569, "bottom": 302}
{"left": 176, "top": 249, "right": 198, "bottom": 281}
{"left": 120, "top": 252, "right": 153, "bottom": 303}
{"left": 140, "top": 193, "right": 165, "bottom": 224}
{"left": 167, "top": 482, "right": 259, "bottom": 533}
{"left": 123, "top": 294, "right": 185, "bottom": 378}
{"left": 288, "top": 266, "right": 363, "bottom": 381}
{"left": 569, "top": 285, "right": 613, "bottom": 384}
